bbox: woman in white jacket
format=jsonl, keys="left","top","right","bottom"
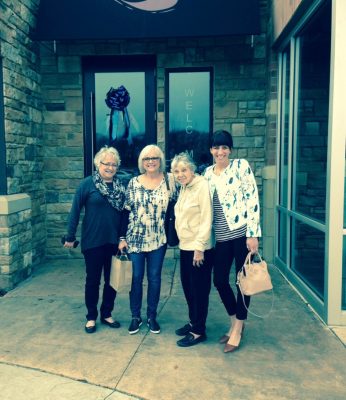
{"left": 204, "top": 130, "right": 261, "bottom": 353}
{"left": 171, "top": 152, "right": 213, "bottom": 347}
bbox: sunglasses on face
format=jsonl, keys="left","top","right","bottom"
{"left": 143, "top": 157, "right": 160, "bottom": 162}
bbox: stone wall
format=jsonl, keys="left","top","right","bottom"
{"left": 0, "top": 0, "right": 45, "bottom": 290}
{"left": 0, "top": 194, "right": 32, "bottom": 291}
{"left": 40, "top": 32, "right": 268, "bottom": 258}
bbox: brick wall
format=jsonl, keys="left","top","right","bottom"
{"left": 0, "top": 0, "right": 45, "bottom": 290}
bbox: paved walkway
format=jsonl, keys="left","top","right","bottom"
{"left": 0, "top": 256, "right": 345, "bottom": 400}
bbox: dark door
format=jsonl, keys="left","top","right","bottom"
{"left": 83, "top": 56, "right": 156, "bottom": 183}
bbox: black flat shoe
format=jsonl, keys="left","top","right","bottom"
{"left": 177, "top": 333, "right": 206, "bottom": 347}
{"left": 175, "top": 323, "right": 192, "bottom": 336}
{"left": 101, "top": 318, "right": 121, "bottom": 328}
{"left": 85, "top": 321, "right": 96, "bottom": 334}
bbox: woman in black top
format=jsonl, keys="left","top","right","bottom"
{"left": 63, "top": 146, "right": 126, "bottom": 333}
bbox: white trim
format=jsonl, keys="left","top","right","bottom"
{"left": 325, "top": 0, "right": 346, "bottom": 324}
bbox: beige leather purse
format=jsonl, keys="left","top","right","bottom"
{"left": 237, "top": 252, "right": 273, "bottom": 296}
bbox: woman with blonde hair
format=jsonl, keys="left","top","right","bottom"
{"left": 64, "top": 146, "right": 126, "bottom": 334}
{"left": 119, "top": 144, "right": 176, "bottom": 335}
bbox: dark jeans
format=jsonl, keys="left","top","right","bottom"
{"left": 83, "top": 243, "right": 116, "bottom": 321}
{"left": 129, "top": 244, "right": 167, "bottom": 320}
{"left": 180, "top": 249, "right": 213, "bottom": 335}
{"left": 213, "top": 236, "right": 250, "bottom": 320}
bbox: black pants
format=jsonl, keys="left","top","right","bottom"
{"left": 213, "top": 236, "right": 250, "bottom": 320}
{"left": 180, "top": 249, "right": 213, "bottom": 335}
{"left": 83, "top": 244, "right": 116, "bottom": 321}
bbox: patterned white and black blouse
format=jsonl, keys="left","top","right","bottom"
{"left": 124, "top": 174, "right": 176, "bottom": 253}
{"left": 204, "top": 159, "right": 261, "bottom": 238}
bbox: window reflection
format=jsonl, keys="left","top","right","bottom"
{"left": 167, "top": 70, "right": 212, "bottom": 172}
{"left": 95, "top": 72, "right": 146, "bottom": 176}
{"left": 278, "top": 210, "right": 287, "bottom": 263}
{"left": 292, "top": 220, "right": 324, "bottom": 300}
{"left": 279, "top": 51, "right": 290, "bottom": 207}
{"left": 293, "top": 8, "right": 331, "bottom": 222}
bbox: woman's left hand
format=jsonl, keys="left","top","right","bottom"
{"left": 246, "top": 237, "right": 259, "bottom": 254}
{"left": 193, "top": 250, "right": 204, "bottom": 267}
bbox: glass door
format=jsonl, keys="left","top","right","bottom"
{"left": 83, "top": 56, "right": 156, "bottom": 184}
{"left": 165, "top": 68, "right": 213, "bottom": 172}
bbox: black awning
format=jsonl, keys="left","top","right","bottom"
{"left": 32, "top": 0, "right": 261, "bottom": 41}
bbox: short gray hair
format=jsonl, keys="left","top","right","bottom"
{"left": 171, "top": 152, "right": 197, "bottom": 173}
{"left": 94, "top": 146, "right": 121, "bottom": 169}
{"left": 138, "top": 144, "right": 166, "bottom": 173}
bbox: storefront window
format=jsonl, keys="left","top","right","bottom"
{"left": 279, "top": 50, "right": 290, "bottom": 208}
{"left": 292, "top": 220, "right": 325, "bottom": 300}
{"left": 278, "top": 210, "right": 287, "bottom": 262}
{"left": 276, "top": 1, "right": 332, "bottom": 311}
{"left": 293, "top": 8, "right": 331, "bottom": 222}
{"left": 166, "top": 69, "right": 212, "bottom": 172}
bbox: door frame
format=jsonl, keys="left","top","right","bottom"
{"left": 82, "top": 55, "right": 157, "bottom": 176}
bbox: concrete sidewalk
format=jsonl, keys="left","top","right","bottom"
{"left": 0, "top": 256, "right": 345, "bottom": 400}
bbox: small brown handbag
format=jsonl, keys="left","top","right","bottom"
{"left": 237, "top": 252, "right": 273, "bottom": 296}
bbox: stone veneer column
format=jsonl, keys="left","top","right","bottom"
{"left": 262, "top": 166, "right": 276, "bottom": 264}
{"left": 0, "top": 194, "right": 32, "bottom": 292}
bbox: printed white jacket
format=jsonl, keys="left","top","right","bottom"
{"left": 174, "top": 175, "right": 213, "bottom": 252}
{"left": 204, "top": 159, "right": 262, "bottom": 238}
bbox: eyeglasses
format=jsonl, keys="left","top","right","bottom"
{"left": 143, "top": 157, "right": 160, "bottom": 162}
{"left": 100, "top": 161, "right": 118, "bottom": 168}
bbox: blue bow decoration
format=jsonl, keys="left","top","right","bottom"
{"left": 105, "top": 85, "right": 131, "bottom": 145}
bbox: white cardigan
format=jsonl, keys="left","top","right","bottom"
{"left": 174, "top": 175, "right": 213, "bottom": 252}
{"left": 204, "top": 159, "right": 261, "bottom": 238}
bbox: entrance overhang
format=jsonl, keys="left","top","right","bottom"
{"left": 32, "top": 0, "right": 261, "bottom": 40}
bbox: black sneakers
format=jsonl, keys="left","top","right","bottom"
{"left": 175, "top": 323, "right": 192, "bottom": 336}
{"left": 128, "top": 317, "right": 142, "bottom": 334}
{"left": 128, "top": 317, "right": 160, "bottom": 334}
{"left": 147, "top": 318, "right": 161, "bottom": 334}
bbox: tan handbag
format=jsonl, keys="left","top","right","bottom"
{"left": 237, "top": 252, "right": 273, "bottom": 296}
{"left": 110, "top": 252, "right": 133, "bottom": 291}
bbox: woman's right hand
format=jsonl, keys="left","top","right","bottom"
{"left": 193, "top": 250, "right": 204, "bottom": 267}
{"left": 118, "top": 240, "right": 128, "bottom": 252}
{"left": 63, "top": 241, "right": 75, "bottom": 248}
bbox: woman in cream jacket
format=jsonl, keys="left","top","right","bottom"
{"left": 171, "top": 152, "right": 213, "bottom": 347}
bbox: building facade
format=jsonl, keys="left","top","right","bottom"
{"left": 0, "top": 0, "right": 345, "bottom": 326}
